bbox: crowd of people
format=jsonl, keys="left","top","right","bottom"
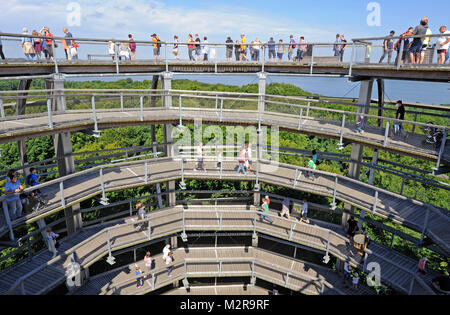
{"left": 377, "top": 17, "right": 450, "bottom": 65}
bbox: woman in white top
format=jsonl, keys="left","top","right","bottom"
{"left": 166, "top": 251, "right": 173, "bottom": 277}
{"left": 118, "top": 42, "right": 130, "bottom": 60}
{"left": 46, "top": 227, "right": 59, "bottom": 258}
{"left": 108, "top": 41, "right": 116, "bottom": 60}
{"left": 162, "top": 244, "right": 171, "bottom": 261}
{"left": 144, "top": 251, "right": 153, "bottom": 276}
{"left": 437, "top": 26, "right": 450, "bottom": 64}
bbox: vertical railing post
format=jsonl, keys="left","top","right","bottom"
{"left": 253, "top": 212, "right": 257, "bottom": 235}
{"left": 325, "top": 230, "right": 330, "bottom": 257}
{"left": 363, "top": 252, "right": 369, "bottom": 272}
{"left": 120, "top": 92, "right": 124, "bottom": 112}
{"left": 293, "top": 168, "right": 298, "bottom": 188}
{"left": 129, "top": 201, "right": 133, "bottom": 217}
{"left": 99, "top": 168, "right": 108, "bottom": 204}
{"left": 60, "top": 181, "right": 65, "bottom": 208}
{"left": 420, "top": 207, "right": 430, "bottom": 242}
{"left": 179, "top": 95, "right": 183, "bottom": 126}
{"left": 152, "top": 273, "right": 155, "bottom": 290}
{"left": 144, "top": 161, "right": 148, "bottom": 184}
{"left": 383, "top": 121, "right": 390, "bottom": 147}
{"left": 219, "top": 212, "right": 223, "bottom": 230}
{"left": 139, "top": 96, "right": 144, "bottom": 122}
{"left": 310, "top": 45, "right": 315, "bottom": 75}
{"left": 115, "top": 41, "right": 119, "bottom": 74}
{"left": 331, "top": 177, "right": 338, "bottom": 210}
{"left": 408, "top": 274, "right": 415, "bottom": 295}
{"left": 46, "top": 98, "right": 53, "bottom": 129}
{"left": 0, "top": 94, "right": 4, "bottom": 118}
{"left": 106, "top": 229, "right": 112, "bottom": 258}
{"left": 397, "top": 40, "right": 405, "bottom": 70}
{"left": 262, "top": 46, "right": 265, "bottom": 72}
{"left": 372, "top": 190, "right": 378, "bottom": 214}
{"left": 297, "top": 108, "right": 303, "bottom": 130}
{"left": 285, "top": 272, "right": 290, "bottom": 287}
{"left": 349, "top": 42, "right": 356, "bottom": 76}
{"left": 91, "top": 95, "right": 99, "bottom": 134}
{"left": 288, "top": 222, "right": 294, "bottom": 240}
{"left": 27, "top": 238, "right": 32, "bottom": 261}
{"left": 220, "top": 98, "right": 223, "bottom": 122}
{"left": 338, "top": 114, "right": 346, "bottom": 150}
{"left": 148, "top": 217, "right": 151, "bottom": 240}
{"left": 165, "top": 43, "right": 169, "bottom": 72}
{"left": 411, "top": 112, "right": 418, "bottom": 134}
{"left": 400, "top": 177, "right": 405, "bottom": 195}
{"left": 2, "top": 200, "right": 15, "bottom": 240}
{"left": 433, "top": 129, "right": 448, "bottom": 175}
{"left": 219, "top": 261, "right": 222, "bottom": 276}
{"left": 306, "top": 101, "right": 311, "bottom": 118}
{"left": 52, "top": 39, "right": 58, "bottom": 74}
{"left": 390, "top": 233, "right": 395, "bottom": 248}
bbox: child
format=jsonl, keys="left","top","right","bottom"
{"left": 136, "top": 267, "right": 144, "bottom": 288}
{"left": 352, "top": 273, "right": 359, "bottom": 289}
{"left": 356, "top": 115, "right": 364, "bottom": 133}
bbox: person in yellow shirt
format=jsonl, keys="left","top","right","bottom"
{"left": 240, "top": 34, "right": 248, "bottom": 61}
{"left": 151, "top": 33, "right": 161, "bottom": 61}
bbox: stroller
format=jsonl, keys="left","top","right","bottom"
{"left": 423, "top": 122, "right": 444, "bottom": 149}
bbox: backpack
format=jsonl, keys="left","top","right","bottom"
{"left": 156, "top": 37, "right": 161, "bottom": 48}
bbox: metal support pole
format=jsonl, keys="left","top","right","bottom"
{"left": 383, "top": 121, "right": 390, "bottom": 147}
{"left": 420, "top": 207, "right": 430, "bottom": 242}
{"left": 139, "top": 96, "right": 144, "bottom": 122}
{"left": 390, "top": 233, "right": 395, "bottom": 248}
{"left": 144, "top": 161, "right": 148, "bottom": 184}
{"left": 310, "top": 45, "right": 315, "bottom": 75}
{"left": 338, "top": 114, "right": 346, "bottom": 150}
{"left": 165, "top": 43, "right": 168, "bottom": 72}
{"left": 297, "top": 108, "right": 303, "bottom": 130}
{"left": 152, "top": 273, "right": 155, "bottom": 289}
{"left": 129, "top": 201, "right": 132, "bottom": 216}
{"left": 397, "top": 40, "right": 405, "bottom": 70}
{"left": 331, "top": 177, "right": 338, "bottom": 210}
{"left": 363, "top": 253, "right": 368, "bottom": 272}
{"left": 262, "top": 46, "right": 265, "bottom": 72}
{"left": 349, "top": 43, "right": 356, "bottom": 76}
{"left": 114, "top": 42, "right": 119, "bottom": 74}
{"left": 433, "top": 129, "right": 447, "bottom": 174}
{"left": 2, "top": 201, "right": 14, "bottom": 240}
{"left": 120, "top": 92, "right": 124, "bottom": 112}
{"left": 293, "top": 168, "right": 298, "bottom": 188}
{"left": 288, "top": 222, "right": 295, "bottom": 240}
{"left": 46, "top": 98, "right": 53, "bottom": 129}
{"left": 372, "top": 190, "right": 378, "bottom": 214}
{"left": 412, "top": 112, "right": 418, "bottom": 134}
{"left": 219, "top": 212, "right": 223, "bottom": 230}
{"left": 0, "top": 94, "right": 4, "bottom": 118}
{"left": 52, "top": 40, "right": 58, "bottom": 74}
{"left": 253, "top": 212, "right": 257, "bottom": 235}
{"left": 106, "top": 230, "right": 112, "bottom": 257}
{"left": 306, "top": 102, "right": 311, "bottom": 118}
{"left": 219, "top": 261, "right": 222, "bottom": 276}
{"left": 408, "top": 274, "right": 415, "bottom": 295}
{"left": 148, "top": 218, "right": 151, "bottom": 240}
{"left": 179, "top": 95, "right": 182, "bottom": 126}
{"left": 400, "top": 177, "right": 405, "bottom": 195}
{"left": 91, "top": 96, "right": 99, "bottom": 133}
{"left": 285, "top": 273, "right": 290, "bottom": 287}
{"left": 325, "top": 231, "right": 330, "bottom": 257}
{"left": 99, "top": 168, "right": 107, "bottom": 203}
{"left": 60, "top": 181, "right": 65, "bottom": 208}
{"left": 220, "top": 98, "right": 223, "bottom": 122}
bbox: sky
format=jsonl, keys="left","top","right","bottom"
{"left": 1, "top": 0, "right": 450, "bottom": 43}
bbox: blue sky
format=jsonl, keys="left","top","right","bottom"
{"left": 2, "top": 0, "right": 449, "bottom": 42}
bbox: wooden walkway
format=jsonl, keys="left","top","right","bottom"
{"left": 163, "top": 284, "right": 269, "bottom": 295}
{"left": 0, "top": 205, "right": 437, "bottom": 295}
{"left": 2, "top": 158, "right": 448, "bottom": 255}
{"left": 0, "top": 61, "right": 449, "bottom": 82}
{"left": 0, "top": 107, "right": 447, "bottom": 163}
{"left": 71, "top": 246, "right": 374, "bottom": 295}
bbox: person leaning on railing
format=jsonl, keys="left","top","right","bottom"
{"left": 4, "top": 171, "right": 24, "bottom": 220}
{"left": 0, "top": 30, "right": 6, "bottom": 63}
{"left": 437, "top": 25, "right": 450, "bottom": 65}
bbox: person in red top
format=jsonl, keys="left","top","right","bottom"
{"left": 417, "top": 257, "right": 428, "bottom": 277}
{"left": 187, "top": 34, "right": 195, "bottom": 61}
{"left": 40, "top": 26, "right": 54, "bottom": 60}
{"left": 395, "top": 27, "right": 414, "bottom": 65}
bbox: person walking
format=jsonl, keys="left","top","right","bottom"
{"left": 63, "top": 28, "right": 74, "bottom": 60}
{"left": 226, "top": 37, "right": 233, "bottom": 61}
{"left": 194, "top": 142, "right": 206, "bottom": 171}
{"left": 307, "top": 156, "right": 316, "bottom": 179}
{"left": 297, "top": 37, "right": 307, "bottom": 61}
{"left": 162, "top": 244, "right": 171, "bottom": 261}
{"left": 254, "top": 38, "right": 262, "bottom": 61}
{"left": 136, "top": 266, "right": 144, "bottom": 288}
{"left": 299, "top": 199, "right": 309, "bottom": 223}
{"left": 409, "top": 17, "right": 429, "bottom": 64}
{"left": 107, "top": 41, "right": 116, "bottom": 60}
{"left": 352, "top": 273, "right": 359, "bottom": 289}
{"left": 246, "top": 143, "right": 253, "bottom": 171}
{"left": 136, "top": 202, "right": 147, "bottom": 230}
{"left": 40, "top": 26, "right": 54, "bottom": 61}
{"left": 237, "top": 146, "right": 248, "bottom": 175}
{"left": 152, "top": 33, "right": 161, "bottom": 61}
{"left": 339, "top": 35, "right": 347, "bottom": 62}
{"left": 166, "top": 251, "right": 174, "bottom": 277}
{"left": 21, "top": 28, "right": 36, "bottom": 60}
{"left": 202, "top": 36, "right": 209, "bottom": 61}
{"left": 240, "top": 34, "right": 248, "bottom": 61}
{"left": 46, "top": 227, "right": 59, "bottom": 258}
{"left": 281, "top": 197, "right": 290, "bottom": 219}
{"left": 260, "top": 196, "right": 273, "bottom": 224}
{"left": 0, "top": 30, "right": 6, "bottom": 63}
{"left": 437, "top": 26, "right": 450, "bottom": 65}
{"left": 379, "top": 31, "right": 395, "bottom": 64}
{"left": 144, "top": 251, "right": 153, "bottom": 275}
{"left": 343, "top": 261, "right": 352, "bottom": 287}
{"left": 333, "top": 34, "right": 341, "bottom": 56}
{"left": 417, "top": 257, "right": 428, "bottom": 277}
{"left": 194, "top": 34, "right": 201, "bottom": 62}
{"left": 346, "top": 216, "right": 359, "bottom": 240}
{"left": 216, "top": 150, "right": 223, "bottom": 169}
{"left": 32, "top": 30, "right": 43, "bottom": 60}
{"left": 128, "top": 34, "right": 136, "bottom": 61}
{"left": 268, "top": 37, "right": 276, "bottom": 62}
{"left": 173, "top": 35, "right": 179, "bottom": 60}
{"left": 187, "top": 34, "right": 195, "bottom": 61}
{"left": 234, "top": 40, "right": 241, "bottom": 61}
{"left": 395, "top": 27, "right": 414, "bottom": 65}
{"left": 4, "top": 172, "right": 24, "bottom": 220}
{"left": 277, "top": 39, "right": 285, "bottom": 62}
{"left": 288, "top": 35, "right": 296, "bottom": 61}
{"left": 389, "top": 100, "right": 409, "bottom": 140}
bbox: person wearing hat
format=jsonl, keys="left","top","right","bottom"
{"left": 151, "top": 33, "right": 161, "bottom": 61}
{"left": 240, "top": 34, "right": 248, "bottom": 61}
{"left": 417, "top": 256, "right": 428, "bottom": 277}
{"left": 40, "top": 26, "right": 54, "bottom": 61}
{"left": 21, "top": 27, "right": 36, "bottom": 60}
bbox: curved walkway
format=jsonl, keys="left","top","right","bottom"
{"left": 2, "top": 157, "right": 449, "bottom": 255}
{"left": 0, "top": 205, "right": 436, "bottom": 295}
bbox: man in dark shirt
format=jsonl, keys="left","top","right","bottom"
{"left": 409, "top": 17, "right": 429, "bottom": 64}
{"left": 390, "top": 100, "right": 409, "bottom": 140}
{"left": 268, "top": 37, "right": 276, "bottom": 62}
{"left": 226, "top": 37, "right": 233, "bottom": 61}
{"left": 194, "top": 34, "right": 201, "bottom": 62}
{"left": 346, "top": 216, "right": 358, "bottom": 239}
{"left": 379, "top": 31, "right": 395, "bottom": 64}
